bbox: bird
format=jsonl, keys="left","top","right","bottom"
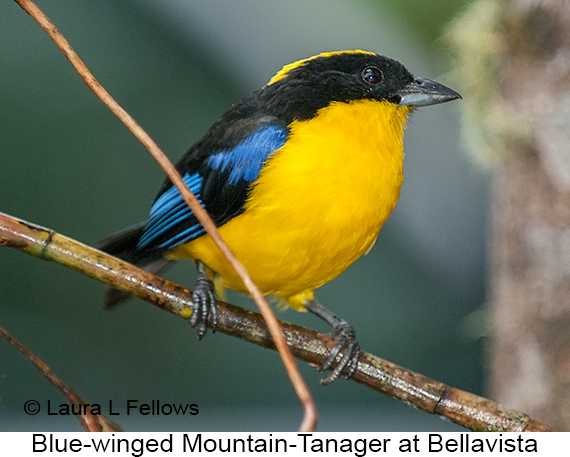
{"left": 96, "top": 50, "right": 460, "bottom": 385}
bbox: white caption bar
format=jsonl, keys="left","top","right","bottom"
{"left": 0, "top": 432, "right": 565, "bottom": 456}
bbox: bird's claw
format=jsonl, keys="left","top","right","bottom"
{"left": 320, "top": 321, "right": 360, "bottom": 386}
{"left": 189, "top": 270, "right": 218, "bottom": 339}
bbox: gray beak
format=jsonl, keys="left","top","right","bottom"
{"left": 397, "top": 77, "right": 461, "bottom": 107}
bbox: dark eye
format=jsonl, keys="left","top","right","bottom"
{"left": 362, "top": 66, "right": 383, "bottom": 84}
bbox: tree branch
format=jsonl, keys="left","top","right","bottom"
{"left": 0, "top": 324, "right": 122, "bottom": 432}
{"left": 0, "top": 211, "right": 555, "bottom": 431}
{"left": 12, "top": 0, "right": 316, "bottom": 432}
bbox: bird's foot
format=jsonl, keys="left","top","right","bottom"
{"left": 189, "top": 266, "right": 218, "bottom": 339}
{"left": 320, "top": 320, "right": 360, "bottom": 386}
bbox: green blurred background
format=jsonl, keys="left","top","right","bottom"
{"left": 1, "top": 0, "right": 486, "bottom": 431}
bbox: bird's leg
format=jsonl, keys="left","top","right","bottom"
{"left": 305, "top": 299, "right": 360, "bottom": 385}
{"left": 189, "top": 260, "right": 218, "bottom": 339}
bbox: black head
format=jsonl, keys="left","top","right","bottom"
{"left": 259, "top": 50, "right": 460, "bottom": 123}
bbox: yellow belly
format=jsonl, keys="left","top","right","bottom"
{"left": 171, "top": 99, "right": 409, "bottom": 310}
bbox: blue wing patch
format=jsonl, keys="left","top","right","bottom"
{"left": 207, "top": 125, "right": 287, "bottom": 184}
{"left": 137, "top": 125, "right": 287, "bottom": 251}
{"left": 137, "top": 172, "right": 205, "bottom": 249}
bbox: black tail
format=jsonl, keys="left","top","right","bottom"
{"left": 94, "top": 222, "right": 173, "bottom": 309}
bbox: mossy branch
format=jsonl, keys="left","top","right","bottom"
{"left": 0, "top": 211, "right": 554, "bottom": 432}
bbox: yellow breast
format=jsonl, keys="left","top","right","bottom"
{"left": 172, "top": 99, "right": 410, "bottom": 310}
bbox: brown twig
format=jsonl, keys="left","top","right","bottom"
{"left": 0, "top": 211, "right": 557, "bottom": 431}
{"left": 0, "top": 324, "right": 122, "bottom": 432}
{"left": 13, "top": 0, "right": 316, "bottom": 432}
